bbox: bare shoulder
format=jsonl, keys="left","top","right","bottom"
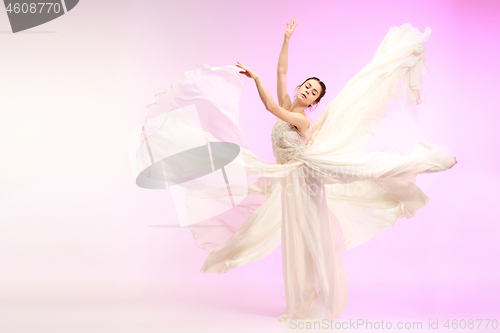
{"left": 296, "top": 116, "right": 312, "bottom": 132}
{"left": 274, "top": 107, "right": 310, "bottom": 132}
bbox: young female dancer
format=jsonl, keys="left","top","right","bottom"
{"left": 234, "top": 18, "right": 456, "bottom": 321}
{"left": 137, "top": 18, "right": 456, "bottom": 322}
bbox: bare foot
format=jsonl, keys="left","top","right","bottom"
{"left": 301, "top": 289, "right": 320, "bottom": 315}
{"left": 446, "top": 156, "right": 457, "bottom": 169}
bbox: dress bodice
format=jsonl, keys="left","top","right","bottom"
{"left": 271, "top": 117, "right": 312, "bottom": 164}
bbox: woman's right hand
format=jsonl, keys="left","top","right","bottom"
{"left": 236, "top": 62, "right": 259, "bottom": 80}
{"left": 284, "top": 18, "right": 298, "bottom": 40}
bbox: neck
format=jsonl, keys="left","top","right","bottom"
{"left": 288, "top": 99, "right": 307, "bottom": 116}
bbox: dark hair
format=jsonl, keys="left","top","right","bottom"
{"left": 294, "top": 77, "right": 326, "bottom": 111}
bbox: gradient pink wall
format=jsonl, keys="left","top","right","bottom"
{"left": 0, "top": 0, "right": 499, "bottom": 331}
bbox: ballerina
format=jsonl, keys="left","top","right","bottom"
{"left": 238, "top": 18, "right": 456, "bottom": 321}
{"left": 235, "top": 19, "right": 346, "bottom": 320}
{"left": 135, "top": 18, "right": 457, "bottom": 322}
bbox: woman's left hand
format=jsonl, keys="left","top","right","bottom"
{"left": 236, "top": 62, "right": 259, "bottom": 80}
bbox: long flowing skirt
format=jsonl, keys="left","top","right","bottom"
{"left": 279, "top": 166, "right": 348, "bottom": 321}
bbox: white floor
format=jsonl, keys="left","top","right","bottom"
{"left": 1, "top": 282, "right": 498, "bottom": 333}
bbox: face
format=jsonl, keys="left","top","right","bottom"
{"left": 298, "top": 79, "right": 322, "bottom": 106}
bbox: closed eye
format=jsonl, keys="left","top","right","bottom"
{"left": 306, "top": 84, "right": 317, "bottom": 95}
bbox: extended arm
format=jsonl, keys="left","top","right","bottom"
{"left": 236, "top": 61, "right": 309, "bottom": 131}
{"left": 277, "top": 19, "right": 297, "bottom": 109}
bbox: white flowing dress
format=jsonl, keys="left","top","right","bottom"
{"left": 134, "top": 23, "right": 453, "bottom": 321}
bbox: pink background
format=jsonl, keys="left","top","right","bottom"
{"left": 0, "top": 0, "right": 499, "bottom": 331}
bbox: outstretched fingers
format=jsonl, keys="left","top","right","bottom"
{"left": 285, "top": 18, "right": 298, "bottom": 36}
{"left": 235, "top": 62, "right": 250, "bottom": 77}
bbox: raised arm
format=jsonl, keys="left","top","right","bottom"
{"left": 277, "top": 18, "right": 298, "bottom": 109}
{"left": 235, "top": 61, "right": 310, "bottom": 132}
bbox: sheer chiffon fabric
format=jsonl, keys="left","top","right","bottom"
{"left": 135, "top": 23, "right": 452, "bottom": 321}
